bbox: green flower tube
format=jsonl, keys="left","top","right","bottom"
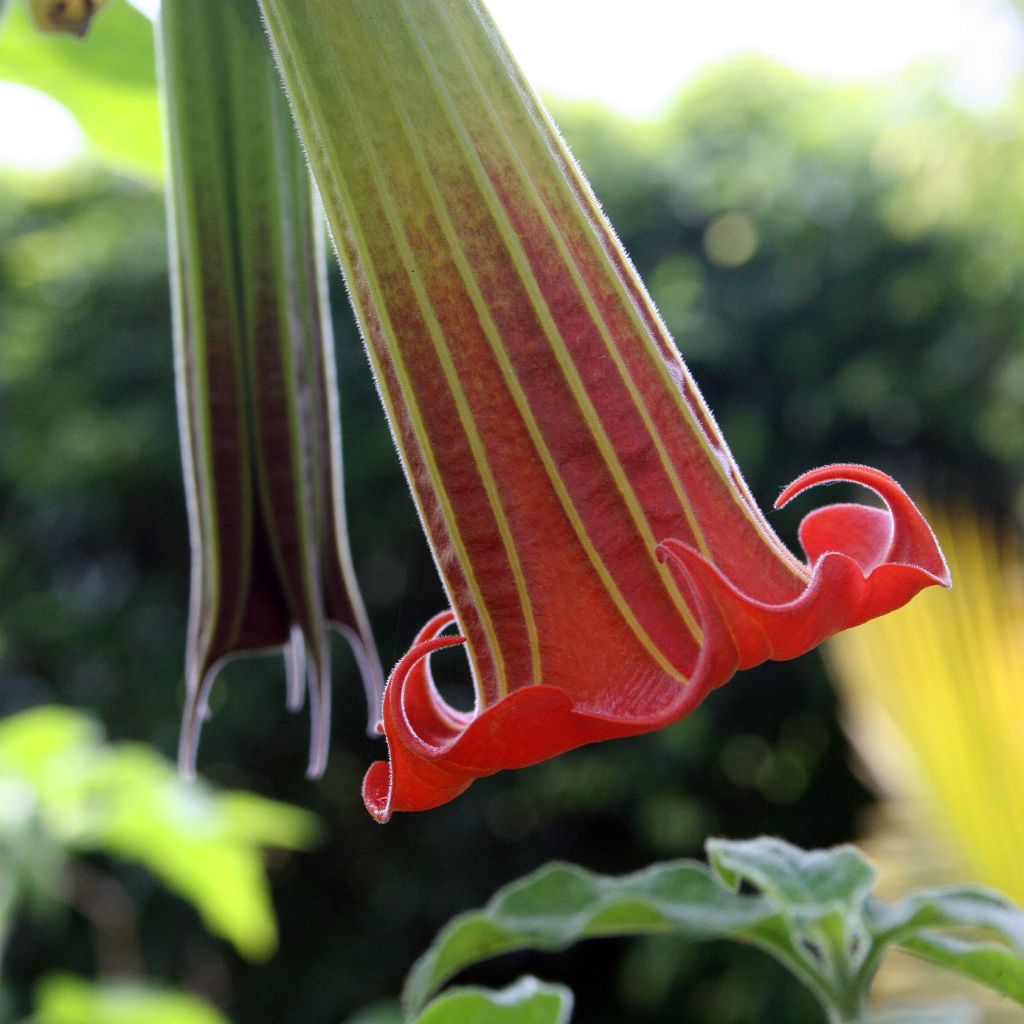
{"left": 158, "top": 0, "right": 383, "bottom": 778}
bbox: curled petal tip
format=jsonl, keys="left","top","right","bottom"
{"left": 773, "top": 463, "right": 897, "bottom": 510}
{"left": 362, "top": 761, "right": 393, "bottom": 823}
{"left": 359, "top": 611, "right": 475, "bottom": 818}
{"left": 662, "top": 463, "right": 950, "bottom": 669}
{"left": 773, "top": 463, "right": 950, "bottom": 587}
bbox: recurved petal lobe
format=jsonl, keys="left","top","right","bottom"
{"left": 365, "top": 465, "right": 948, "bottom": 821}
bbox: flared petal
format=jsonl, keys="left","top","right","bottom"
{"left": 365, "top": 467, "right": 947, "bottom": 819}
{"left": 362, "top": 550, "right": 744, "bottom": 823}
{"left": 659, "top": 464, "right": 950, "bottom": 669}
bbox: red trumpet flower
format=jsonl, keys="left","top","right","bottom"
{"left": 257, "top": 0, "right": 950, "bottom": 819}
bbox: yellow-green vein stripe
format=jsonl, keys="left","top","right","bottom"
{"left": 457, "top": 3, "right": 808, "bottom": 579}
{"left": 440, "top": 7, "right": 711, "bottom": 571}
{"left": 549, "top": 112, "right": 805, "bottom": 574}
{"left": 338, "top": 84, "right": 518, "bottom": 701}
{"left": 260, "top": 2, "right": 462, "bottom": 714}
{"left": 399, "top": 0, "right": 699, "bottom": 661}
{"left": 373, "top": 54, "right": 541, "bottom": 695}
{"left": 395, "top": 1, "right": 690, "bottom": 681}
{"left": 328, "top": 59, "right": 511, "bottom": 702}
{"left": 259, "top": 0, "right": 449, "bottom": 645}
{"left": 258, "top": 1, "right": 425, "bottom": 559}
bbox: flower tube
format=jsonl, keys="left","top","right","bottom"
{"left": 159, "top": 0, "right": 383, "bottom": 778}
{"left": 257, "top": 0, "right": 949, "bottom": 818}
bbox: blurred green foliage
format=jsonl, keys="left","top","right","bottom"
{"left": 0, "top": 705, "right": 316, "bottom": 1021}
{"left": 3, "top": 10, "right": 1024, "bottom": 1022}
{"left": 0, "top": 705, "right": 317, "bottom": 959}
{"left": 32, "top": 974, "right": 230, "bottom": 1024}
{"left": 0, "top": 1, "right": 159, "bottom": 176}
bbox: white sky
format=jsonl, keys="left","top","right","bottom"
{"left": 0, "top": 81, "right": 86, "bottom": 169}
{"left": 485, "top": 0, "right": 1024, "bottom": 116}
{"left": 2, "top": 0, "right": 1024, "bottom": 168}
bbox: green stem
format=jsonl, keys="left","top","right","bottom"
{"left": 827, "top": 961, "right": 871, "bottom": 1019}
{"left": 746, "top": 919, "right": 874, "bottom": 1024}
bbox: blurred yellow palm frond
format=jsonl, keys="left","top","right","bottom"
{"left": 827, "top": 508, "right": 1024, "bottom": 903}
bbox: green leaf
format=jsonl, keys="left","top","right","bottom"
{"left": 708, "top": 836, "right": 877, "bottom": 912}
{"left": 33, "top": 973, "right": 231, "bottom": 1024}
{"left": 899, "top": 932, "right": 1024, "bottom": 1007}
{"left": 0, "top": 705, "right": 110, "bottom": 843}
{"left": 865, "top": 884, "right": 1024, "bottom": 1007}
{"left": 404, "top": 837, "right": 1024, "bottom": 1021}
{"left": 872, "top": 885, "right": 1024, "bottom": 948}
{"left": 0, "top": 705, "right": 99, "bottom": 769}
{"left": 403, "top": 858, "right": 773, "bottom": 1015}
{"left": 704, "top": 835, "right": 886, "bottom": 1012}
{"left": 0, "top": 0, "right": 160, "bottom": 176}
{"left": 412, "top": 978, "right": 572, "bottom": 1024}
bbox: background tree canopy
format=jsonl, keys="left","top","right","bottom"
{"left": 2, "top": 4, "right": 1024, "bottom": 1020}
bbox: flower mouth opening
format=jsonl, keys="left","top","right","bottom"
{"left": 365, "top": 464, "right": 949, "bottom": 820}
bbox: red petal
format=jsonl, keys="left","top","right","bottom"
{"left": 364, "top": 568, "right": 740, "bottom": 821}
{"left": 658, "top": 464, "right": 951, "bottom": 667}
{"left": 365, "top": 465, "right": 949, "bottom": 820}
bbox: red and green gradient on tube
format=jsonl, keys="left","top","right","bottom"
{"left": 256, "top": 0, "right": 950, "bottom": 819}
